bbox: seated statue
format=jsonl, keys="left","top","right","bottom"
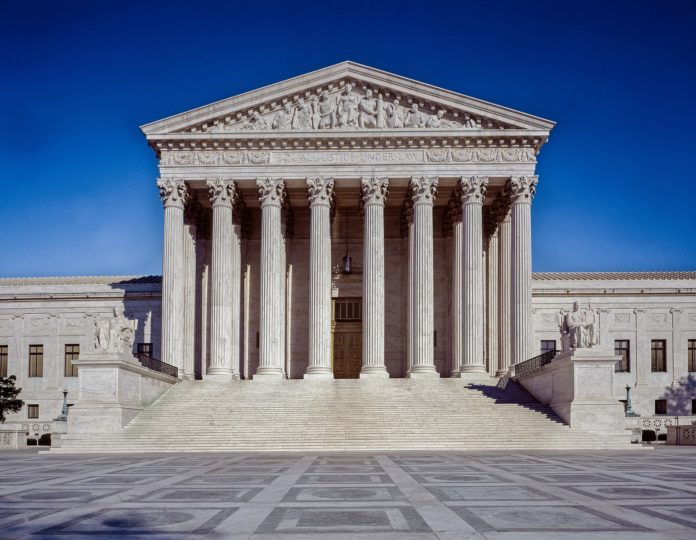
{"left": 94, "top": 306, "right": 137, "bottom": 354}
{"left": 562, "top": 301, "right": 598, "bottom": 349}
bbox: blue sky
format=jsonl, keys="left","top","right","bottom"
{"left": 1, "top": 0, "right": 694, "bottom": 277}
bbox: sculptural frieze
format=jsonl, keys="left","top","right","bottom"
{"left": 186, "top": 80, "right": 512, "bottom": 133}
{"left": 94, "top": 306, "right": 137, "bottom": 355}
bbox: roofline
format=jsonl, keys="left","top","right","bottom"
{"left": 140, "top": 60, "right": 556, "bottom": 135}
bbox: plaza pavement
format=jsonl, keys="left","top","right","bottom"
{"left": 0, "top": 447, "right": 695, "bottom": 539}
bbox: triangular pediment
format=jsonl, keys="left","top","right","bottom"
{"left": 141, "top": 62, "right": 554, "bottom": 137}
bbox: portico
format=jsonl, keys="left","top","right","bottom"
{"left": 142, "top": 62, "right": 554, "bottom": 380}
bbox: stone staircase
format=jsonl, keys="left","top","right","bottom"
{"left": 53, "top": 377, "right": 632, "bottom": 452}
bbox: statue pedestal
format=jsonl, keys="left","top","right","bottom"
{"left": 517, "top": 348, "right": 625, "bottom": 433}
{"left": 68, "top": 352, "right": 176, "bottom": 435}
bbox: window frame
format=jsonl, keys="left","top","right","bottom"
{"left": 64, "top": 344, "right": 79, "bottom": 377}
{"left": 654, "top": 399, "right": 668, "bottom": 415}
{"left": 0, "top": 344, "right": 7, "bottom": 378}
{"left": 689, "top": 339, "right": 696, "bottom": 373}
{"left": 614, "top": 339, "right": 631, "bottom": 373}
{"left": 540, "top": 340, "right": 557, "bottom": 354}
{"left": 137, "top": 343, "right": 153, "bottom": 356}
{"left": 27, "top": 404, "right": 39, "bottom": 419}
{"left": 28, "top": 344, "right": 43, "bottom": 378}
{"left": 650, "top": 339, "right": 667, "bottom": 373}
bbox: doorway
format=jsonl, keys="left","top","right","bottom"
{"left": 332, "top": 298, "right": 362, "bottom": 379}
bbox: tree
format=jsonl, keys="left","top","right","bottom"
{"left": 0, "top": 376, "right": 24, "bottom": 423}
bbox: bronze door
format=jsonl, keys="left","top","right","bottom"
{"left": 333, "top": 328, "right": 361, "bottom": 378}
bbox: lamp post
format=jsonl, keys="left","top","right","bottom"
{"left": 55, "top": 389, "right": 69, "bottom": 422}
{"left": 625, "top": 384, "right": 635, "bottom": 417}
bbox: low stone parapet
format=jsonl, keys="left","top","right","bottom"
{"left": 515, "top": 348, "right": 625, "bottom": 433}
{"left": 667, "top": 425, "right": 696, "bottom": 445}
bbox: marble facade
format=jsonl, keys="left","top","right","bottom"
{"left": 1, "top": 63, "right": 695, "bottom": 439}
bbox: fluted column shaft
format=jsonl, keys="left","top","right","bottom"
{"left": 182, "top": 206, "right": 198, "bottom": 379}
{"left": 451, "top": 217, "right": 463, "bottom": 376}
{"left": 305, "top": 177, "right": 334, "bottom": 378}
{"left": 157, "top": 178, "right": 188, "bottom": 374}
{"left": 458, "top": 176, "right": 488, "bottom": 374}
{"left": 486, "top": 231, "right": 500, "bottom": 375}
{"left": 360, "top": 177, "right": 389, "bottom": 377}
{"left": 231, "top": 219, "right": 242, "bottom": 376}
{"left": 207, "top": 178, "right": 236, "bottom": 376}
{"left": 497, "top": 212, "right": 512, "bottom": 374}
{"left": 408, "top": 176, "right": 438, "bottom": 377}
{"left": 255, "top": 178, "right": 286, "bottom": 378}
{"left": 510, "top": 176, "right": 537, "bottom": 368}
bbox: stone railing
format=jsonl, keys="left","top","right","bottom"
{"left": 667, "top": 425, "right": 696, "bottom": 445}
{"left": 514, "top": 349, "right": 557, "bottom": 378}
{"left": 640, "top": 417, "right": 679, "bottom": 432}
{"left": 137, "top": 353, "right": 178, "bottom": 379}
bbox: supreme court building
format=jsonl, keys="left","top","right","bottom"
{"left": 2, "top": 62, "right": 696, "bottom": 449}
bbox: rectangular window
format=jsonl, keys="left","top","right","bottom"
{"left": 137, "top": 343, "right": 153, "bottom": 356}
{"left": 651, "top": 340, "right": 667, "bottom": 372}
{"left": 27, "top": 404, "right": 39, "bottom": 419}
{"left": 655, "top": 399, "right": 667, "bottom": 415}
{"left": 689, "top": 339, "right": 696, "bottom": 372}
{"left": 540, "top": 340, "right": 557, "bottom": 354}
{"left": 692, "top": 399, "right": 696, "bottom": 415}
{"left": 614, "top": 340, "right": 630, "bottom": 372}
{"left": 28, "top": 345, "right": 43, "bottom": 377}
{"left": 64, "top": 344, "right": 79, "bottom": 377}
{"left": 0, "top": 345, "right": 7, "bottom": 377}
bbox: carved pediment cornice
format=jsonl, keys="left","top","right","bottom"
{"left": 142, "top": 62, "right": 555, "bottom": 143}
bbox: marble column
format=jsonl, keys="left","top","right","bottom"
{"left": 305, "top": 177, "right": 334, "bottom": 378}
{"left": 401, "top": 202, "right": 414, "bottom": 375}
{"left": 449, "top": 193, "right": 463, "bottom": 376}
{"left": 255, "top": 178, "right": 286, "bottom": 379}
{"left": 182, "top": 202, "right": 200, "bottom": 379}
{"left": 157, "top": 178, "right": 188, "bottom": 373}
{"left": 408, "top": 176, "right": 439, "bottom": 377}
{"left": 206, "top": 178, "right": 237, "bottom": 377}
{"left": 486, "top": 227, "right": 500, "bottom": 376}
{"left": 458, "top": 176, "right": 488, "bottom": 374}
{"left": 231, "top": 203, "right": 243, "bottom": 376}
{"left": 360, "top": 176, "right": 389, "bottom": 378}
{"left": 509, "top": 175, "right": 538, "bottom": 368}
{"left": 497, "top": 206, "right": 512, "bottom": 375}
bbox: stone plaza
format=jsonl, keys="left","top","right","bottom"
{"left": 2, "top": 448, "right": 696, "bottom": 539}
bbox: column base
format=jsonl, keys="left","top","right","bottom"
{"left": 253, "top": 367, "right": 286, "bottom": 380}
{"left": 359, "top": 366, "right": 389, "bottom": 379}
{"left": 206, "top": 372, "right": 239, "bottom": 381}
{"left": 457, "top": 365, "right": 488, "bottom": 374}
{"left": 406, "top": 366, "right": 439, "bottom": 378}
{"left": 449, "top": 371, "right": 460, "bottom": 378}
{"left": 304, "top": 367, "right": 333, "bottom": 379}
{"left": 207, "top": 367, "right": 236, "bottom": 377}
{"left": 495, "top": 369, "right": 509, "bottom": 377}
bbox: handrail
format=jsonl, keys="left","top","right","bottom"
{"left": 515, "top": 349, "right": 557, "bottom": 378}
{"left": 137, "top": 353, "right": 178, "bottom": 379}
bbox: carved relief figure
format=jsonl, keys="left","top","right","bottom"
{"left": 316, "top": 90, "right": 335, "bottom": 129}
{"left": 404, "top": 104, "right": 426, "bottom": 128}
{"left": 376, "top": 94, "right": 385, "bottom": 128}
{"left": 336, "top": 83, "right": 359, "bottom": 128}
{"left": 242, "top": 111, "right": 268, "bottom": 130}
{"left": 271, "top": 102, "right": 294, "bottom": 130}
{"left": 426, "top": 110, "right": 452, "bottom": 128}
{"left": 562, "top": 302, "right": 598, "bottom": 349}
{"left": 385, "top": 98, "right": 404, "bottom": 128}
{"left": 291, "top": 98, "right": 313, "bottom": 130}
{"left": 358, "top": 89, "right": 378, "bottom": 129}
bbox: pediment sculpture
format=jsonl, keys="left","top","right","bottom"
{"left": 190, "top": 80, "right": 506, "bottom": 134}
{"left": 560, "top": 302, "right": 599, "bottom": 350}
{"left": 94, "top": 306, "right": 137, "bottom": 355}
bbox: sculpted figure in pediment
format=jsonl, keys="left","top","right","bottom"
{"left": 358, "top": 89, "right": 379, "bottom": 129}
{"left": 315, "top": 90, "right": 336, "bottom": 129}
{"left": 271, "top": 102, "right": 294, "bottom": 130}
{"left": 291, "top": 98, "right": 313, "bottom": 130}
{"left": 425, "top": 110, "right": 452, "bottom": 128}
{"left": 242, "top": 111, "right": 268, "bottom": 130}
{"left": 336, "top": 83, "right": 359, "bottom": 127}
{"left": 404, "top": 103, "right": 426, "bottom": 128}
{"left": 385, "top": 98, "right": 404, "bottom": 128}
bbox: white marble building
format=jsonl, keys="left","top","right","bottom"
{"left": 1, "top": 62, "right": 695, "bottom": 436}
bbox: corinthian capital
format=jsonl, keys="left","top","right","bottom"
{"left": 361, "top": 176, "right": 389, "bottom": 206}
{"left": 507, "top": 175, "right": 538, "bottom": 204}
{"left": 256, "top": 177, "right": 286, "bottom": 207}
{"left": 457, "top": 176, "right": 488, "bottom": 204}
{"left": 206, "top": 178, "right": 236, "bottom": 207}
{"left": 409, "top": 176, "right": 438, "bottom": 205}
{"left": 157, "top": 178, "right": 189, "bottom": 208}
{"left": 306, "top": 177, "right": 334, "bottom": 207}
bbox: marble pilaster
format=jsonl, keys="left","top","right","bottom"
{"left": 255, "top": 178, "right": 286, "bottom": 379}
{"left": 457, "top": 176, "right": 488, "bottom": 374}
{"left": 360, "top": 176, "right": 389, "bottom": 378}
{"left": 305, "top": 177, "right": 334, "bottom": 378}
{"left": 156, "top": 178, "right": 188, "bottom": 373}
{"left": 407, "top": 176, "right": 438, "bottom": 377}
{"left": 206, "top": 178, "right": 237, "bottom": 377}
{"left": 509, "top": 175, "right": 537, "bottom": 368}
